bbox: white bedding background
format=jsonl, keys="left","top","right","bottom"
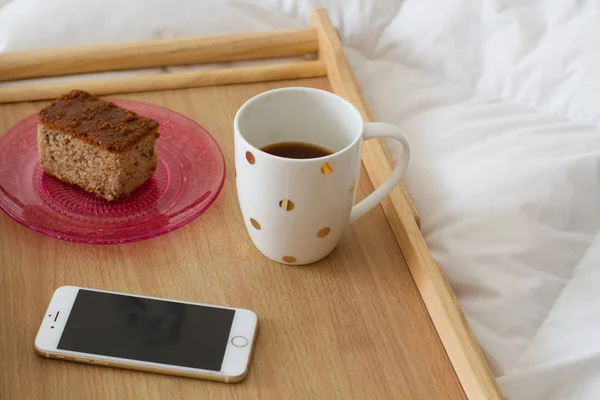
{"left": 2, "top": 1, "right": 600, "bottom": 398}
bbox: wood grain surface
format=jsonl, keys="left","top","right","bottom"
{"left": 0, "top": 78, "right": 465, "bottom": 399}
{"left": 0, "top": 28, "right": 318, "bottom": 81}
{"left": 0, "top": 61, "right": 327, "bottom": 104}
{"left": 312, "top": 9, "right": 502, "bottom": 400}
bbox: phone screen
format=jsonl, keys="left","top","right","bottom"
{"left": 57, "top": 289, "right": 235, "bottom": 371}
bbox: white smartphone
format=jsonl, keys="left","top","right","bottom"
{"left": 35, "top": 286, "right": 258, "bottom": 383}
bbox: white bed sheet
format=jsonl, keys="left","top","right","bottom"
{"left": 2, "top": 1, "right": 600, "bottom": 398}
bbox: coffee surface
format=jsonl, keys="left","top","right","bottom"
{"left": 261, "top": 142, "right": 333, "bottom": 159}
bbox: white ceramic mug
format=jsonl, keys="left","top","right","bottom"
{"left": 234, "top": 88, "right": 410, "bottom": 265}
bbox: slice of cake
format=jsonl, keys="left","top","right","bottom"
{"left": 37, "top": 90, "right": 159, "bottom": 201}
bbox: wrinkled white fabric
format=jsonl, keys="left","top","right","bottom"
{"left": 2, "top": 1, "right": 600, "bottom": 398}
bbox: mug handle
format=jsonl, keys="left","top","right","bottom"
{"left": 349, "top": 122, "right": 410, "bottom": 224}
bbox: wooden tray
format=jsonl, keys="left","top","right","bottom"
{"left": 0, "top": 8, "right": 502, "bottom": 400}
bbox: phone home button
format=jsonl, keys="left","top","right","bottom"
{"left": 231, "top": 336, "right": 248, "bottom": 348}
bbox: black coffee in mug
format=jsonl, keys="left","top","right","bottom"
{"left": 234, "top": 87, "right": 410, "bottom": 265}
{"left": 261, "top": 142, "right": 333, "bottom": 159}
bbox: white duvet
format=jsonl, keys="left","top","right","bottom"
{"left": 2, "top": 0, "right": 600, "bottom": 398}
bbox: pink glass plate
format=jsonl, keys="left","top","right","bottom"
{"left": 0, "top": 100, "right": 226, "bottom": 244}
